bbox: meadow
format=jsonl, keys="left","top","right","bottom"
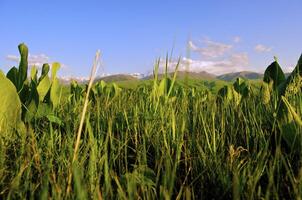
{"left": 0, "top": 44, "right": 302, "bottom": 199}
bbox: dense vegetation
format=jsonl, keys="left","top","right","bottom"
{"left": 0, "top": 44, "right": 301, "bottom": 199}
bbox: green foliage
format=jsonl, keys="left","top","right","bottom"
{"left": 259, "top": 55, "right": 302, "bottom": 154}
{"left": 37, "top": 75, "right": 51, "bottom": 101}
{"left": 6, "top": 44, "right": 30, "bottom": 107}
{"left": 30, "top": 66, "right": 38, "bottom": 83}
{"left": 263, "top": 58, "right": 285, "bottom": 90}
{"left": 17, "top": 43, "right": 28, "bottom": 92}
{"left": 0, "top": 71, "right": 23, "bottom": 134}
{"left": 217, "top": 85, "right": 241, "bottom": 105}
{"left": 50, "top": 78, "right": 61, "bottom": 108}
{"left": 50, "top": 63, "right": 62, "bottom": 108}
{"left": 4, "top": 43, "right": 62, "bottom": 124}
{"left": 39, "top": 63, "right": 50, "bottom": 82}
{"left": 278, "top": 96, "right": 302, "bottom": 151}
{"left": 70, "top": 80, "right": 84, "bottom": 103}
{"left": 1, "top": 45, "right": 302, "bottom": 199}
{"left": 233, "top": 77, "right": 250, "bottom": 98}
{"left": 158, "top": 77, "right": 172, "bottom": 97}
{"left": 217, "top": 85, "right": 233, "bottom": 102}
{"left": 260, "top": 82, "right": 271, "bottom": 104}
{"left": 6, "top": 67, "right": 18, "bottom": 86}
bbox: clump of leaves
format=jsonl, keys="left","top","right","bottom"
{"left": 262, "top": 55, "right": 302, "bottom": 152}
{"left": 5, "top": 43, "right": 63, "bottom": 125}
{"left": 0, "top": 71, "right": 24, "bottom": 135}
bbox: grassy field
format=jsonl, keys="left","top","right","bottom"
{"left": 0, "top": 44, "right": 302, "bottom": 199}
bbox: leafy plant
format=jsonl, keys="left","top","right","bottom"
{"left": 261, "top": 55, "right": 302, "bottom": 152}
{"left": 0, "top": 71, "right": 24, "bottom": 134}
{"left": 233, "top": 77, "right": 251, "bottom": 98}
{"left": 5, "top": 43, "right": 63, "bottom": 124}
{"left": 263, "top": 57, "right": 285, "bottom": 91}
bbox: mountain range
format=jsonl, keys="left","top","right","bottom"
{"left": 59, "top": 70, "right": 267, "bottom": 84}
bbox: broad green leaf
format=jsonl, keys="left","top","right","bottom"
{"left": 39, "top": 63, "right": 50, "bottom": 82}
{"left": 17, "top": 43, "right": 28, "bottom": 92}
{"left": 233, "top": 77, "right": 249, "bottom": 98}
{"left": 263, "top": 59, "right": 285, "bottom": 90}
{"left": 6, "top": 67, "right": 18, "bottom": 87}
{"left": 0, "top": 71, "right": 23, "bottom": 133}
{"left": 6, "top": 44, "right": 29, "bottom": 112}
{"left": 50, "top": 78, "right": 62, "bottom": 108}
{"left": 29, "top": 80, "right": 39, "bottom": 106}
{"left": 51, "top": 62, "right": 60, "bottom": 81}
{"left": 30, "top": 66, "right": 38, "bottom": 83}
{"left": 37, "top": 75, "right": 51, "bottom": 102}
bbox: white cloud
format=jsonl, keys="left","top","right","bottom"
{"left": 158, "top": 52, "right": 249, "bottom": 75}
{"left": 173, "top": 38, "right": 250, "bottom": 74}
{"left": 6, "top": 55, "right": 19, "bottom": 62}
{"left": 229, "top": 53, "right": 249, "bottom": 67}
{"left": 189, "top": 39, "right": 233, "bottom": 58}
{"left": 233, "top": 36, "right": 241, "bottom": 43}
{"left": 254, "top": 44, "right": 272, "bottom": 53}
{"left": 6, "top": 53, "right": 49, "bottom": 67}
{"left": 5, "top": 53, "right": 68, "bottom": 70}
{"left": 60, "top": 76, "right": 89, "bottom": 82}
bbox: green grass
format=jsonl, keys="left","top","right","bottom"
{"left": 115, "top": 78, "right": 229, "bottom": 93}
{"left": 2, "top": 43, "right": 301, "bottom": 199}
{"left": 0, "top": 77, "right": 301, "bottom": 199}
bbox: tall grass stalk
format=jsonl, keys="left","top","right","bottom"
{"left": 66, "top": 50, "right": 101, "bottom": 195}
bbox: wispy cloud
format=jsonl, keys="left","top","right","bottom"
{"left": 5, "top": 53, "right": 68, "bottom": 69}
{"left": 6, "top": 55, "right": 20, "bottom": 62}
{"left": 189, "top": 39, "right": 233, "bottom": 58}
{"left": 164, "top": 38, "right": 250, "bottom": 75}
{"left": 254, "top": 44, "right": 272, "bottom": 53}
{"left": 233, "top": 36, "right": 241, "bottom": 43}
{"left": 160, "top": 53, "right": 249, "bottom": 75}
{"left": 59, "top": 76, "right": 89, "bottom": 82}
{"left": 6, "top": 53, "right": 49, "bottom": 67}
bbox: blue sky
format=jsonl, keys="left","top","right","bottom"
{"left": 0, "top": 0, "right": 301, "bottom": 77}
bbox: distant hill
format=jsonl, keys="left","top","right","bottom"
{"left": 144, "top": 71, "right": 216, "bottom": 80}
{"left": 217, "top": 71, "right": 263, "bottom": 81}
{"left": 59, "top": 70, "right": 273, "bottom": 85}
{"left": 96, "top": 74, "right": 138, "bottom": 82}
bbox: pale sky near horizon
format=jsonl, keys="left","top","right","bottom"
{"left": 0, "top": 0, "right": 301, "bottom": 77}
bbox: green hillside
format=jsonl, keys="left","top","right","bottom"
{"left": 217, "top": 71, "right": 263, "bottom": 81}
{"left": 144, "top": 71, "right": 216, "bottom": 80}
{"left": 96, "top": 74, "right": 138, "bottom": 82}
